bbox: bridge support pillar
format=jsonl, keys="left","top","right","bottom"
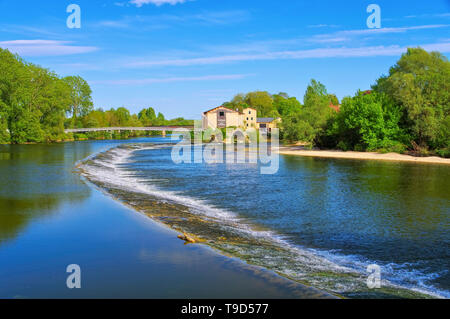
{"left": 162, "top": 130, "right": 166, "bottom": 137}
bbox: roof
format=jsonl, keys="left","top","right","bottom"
{"left": 203, "top": 106, "right": 243, "bottom": 115}
{"left": 329, "top": 103, "right": 340, "bottom": 112}
{"left": 257, "top": 117, "right": 276, "bottom": 123}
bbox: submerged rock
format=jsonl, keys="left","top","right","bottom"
{"left": 178, "top": 233, "right": 197, "bottom": 244}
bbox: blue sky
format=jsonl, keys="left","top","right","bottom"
{"left": 0, "top": 0, "right": 449, "bottom": 119}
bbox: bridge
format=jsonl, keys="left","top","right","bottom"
{"left": 65, "top": 126, "right": 194, "bottom": 137}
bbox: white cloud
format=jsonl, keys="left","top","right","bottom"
{"left": 335, "top": 24, "right": 450, "bottom": 36}
{"left": 130, "top": 0, "right": 188, "bottom": 7}
{"left": 405, "top": 13, "right": 450, "bottom": 19}
{"left": 307, "top": 24, "right": 340, "bottom": 29}
{"left": 91, "top": 74, "right": 251, "bottom": 85}
{"left": 200, "top": 24, "right": 450, "bottom": 55}
{"left": 310, "top": 24, "right": 450, "bottom": 43}
{"left": 309, "top": 37, "right": 349, "bottom": 44}
{"left": 0, "top": 40, "right": 98, "bottom": 56}
{"left": 97, "top": 10, "right": 249, "bottom": 29}
{"left": 126, "top": 42, "right": 450, "bottom": 68}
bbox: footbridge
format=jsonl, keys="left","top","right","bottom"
{"left": 65, "top": 126, "right": 194, "bottom": 137}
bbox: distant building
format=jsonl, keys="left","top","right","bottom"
{"left": 329, "top": 103, "right": 341, "bottom": 112}
{"left": 257, "top": 118, "right": 281, "bottom": 133}
{"left": 202, "top": 106, "right": 257, "bottom": 130}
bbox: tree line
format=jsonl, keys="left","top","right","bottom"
{"left": 0, "top": 48, "right": 192, "bottom": 144}
{"left": 1, "top": 47, "right": 448, "bottom": 157}
{"left": 221, "top": 48, "right": 449, "bottom": 157}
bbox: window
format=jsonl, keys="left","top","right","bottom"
{"left": 251, "top": 118, "right": 253, "bottom": 121}
{"left": 249, "top": 111, "right": 251, "bottom": 114}
{"left": 247, "top": 117, "right": 249, "bottom": 121}
{"left": 219, "top": 111, "right": 225, "bottom": 117}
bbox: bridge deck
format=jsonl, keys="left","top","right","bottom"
{"left": 65, "top": 126, "right": 194, "bottom": 133}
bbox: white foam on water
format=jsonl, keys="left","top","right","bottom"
{"left": 79, "top": 144, "right": 448, "bottom": 298}
{"left": 83, "top": 145, "right": 241, "bottom": 222}
{"left": 315, "top": 248, "right": 449, "bottom": 298}
{"left": 81, "top": 145, "right": 353, "bottom": 272}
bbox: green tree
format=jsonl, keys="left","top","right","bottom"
{"left": 64, "top": 76, "right": 93, "bottom": 127}
{"left": 0, "top": 49, "right": 71, "bottom": 143}
{"left": 273, "top": 92, "right": 302, "bottom": 116}
{"left": 228, "top": 93, "right": 247, "bottom": 112}
{"left": 29, "top": 65, "right": 71, "bottom": 142}
{"left": 115, "top": 107, "right": 131, "bottom": 126}
{"left": 0, "top": 110, "right": 8, "bottom": 143}
{"left": 138, "top": 107, "right": 157, "bottom": 126}
{"left": 374, "top": 48, "right": 450, "bottom": 149}
{"left": 7, "top": 63, "right": 44, "bottom": 143}
{"left": 329, "top": 92, "right": 385, "bottom": 150}
{"left": 83, "top": 109, "right": 106, "bottom": 128}
{"left": 282, "top": 80, "right": 336, "bottom": 143}
{"left": 128, "top": 114, "right": 143, "bottom": 127}
{"left": 245, "top": 91, "right": 274, "bottom": 117}
{"left": 325, "top": 91, "right": 405, "bottom": 152}
{"left": 328, "top": 94, "right": 340, "bottom": 106}
{"left": 0, "top": 49, "right": 22, "bottom": 143}
{"left": 155, "top": 112, "right": 166, "bottom": 126}
{"left": 281, "top": 112, "right": 313, "bottom": 142}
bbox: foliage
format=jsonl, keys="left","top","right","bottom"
{"left": 324, "top": 91, "right": 405, "bottom": 151}
{"left": 373, "top": 48, "right": 450, "bottom": 150}
{"left": 138, "top": 107, "right": 157, "bottom": 126}
{"left": 280, "top": 48, "right": 449, "bottom": 157}
{"left": 282, "top": 80, "right": 336, "bottom": 143}
{"left": 273, "top": 92, "right": 302, "bottom": 117}
{"left": 63, "top": 75, "right": 93, "bottom": 124}
{"left": 0, "top": 48, "right": 193, "bottom": 144}
{"left": 2, "top": 46, "right": 448, "bottom": 159}
{"left": 224, "top": 91, "right": 303, "bottom": 118}
{"left": 0, "top": 48, "right": 71, "bottom": 143}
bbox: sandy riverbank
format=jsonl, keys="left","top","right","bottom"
{"left": 278, "top": 146, "right": 450, "bottom": 165}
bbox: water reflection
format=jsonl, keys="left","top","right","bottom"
{"left": 0, "top": 143, "right": 92, "bottom": 245}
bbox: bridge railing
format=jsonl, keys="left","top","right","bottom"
{"left": 64, "top": 126, "right": 194, "bottom": 133}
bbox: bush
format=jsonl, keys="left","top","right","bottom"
{"left": 377, "top": 140, "right": 407, "bottom": 154}
{"left": 74, "top": 133, "right": 88, "bottom": 140}
{"left": 436, "top": 148, "right": 450, "bottom": 158}
{"left": 336, "top": 141, "right": 350, "bottom": 151}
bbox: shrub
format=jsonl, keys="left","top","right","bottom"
{"left": 436, "top": 148, "right": 450, "bottom": 158}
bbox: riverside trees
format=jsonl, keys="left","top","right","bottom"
{"left": 327, "top": 48, "right": 449, "bottom": 156}
{"left": 373, "top": 48, "right": 450, "bottom": 155}
{"left": 0, "top": 48, "right": 193, "bottom": 144}
{"left": 222, "top": 48, "right": 449, "bottom": 157}
{"left": 1, "top": 46, "right": 448, "bottom": 156}
{"left": 63, "top": 75, "right": 93, "bottom": 127}
{"left": 0, "top": 48, "right": 71, "bottom": 143}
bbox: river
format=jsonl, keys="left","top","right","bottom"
{"left": 1, "top": 138, "right": 449, "bottom": 298}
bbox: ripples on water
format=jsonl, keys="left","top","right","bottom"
{"left": 79, "top": 143, "right": 450, "bottom": 299}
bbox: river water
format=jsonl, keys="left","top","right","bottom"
{"left": 78, "top": 141, "right": 450, "bottom": 298}
{"left": 1, "top": 139, "right": 449, "bottom": 298}
{"left": 0, "top": 138, "right": 330, "bottom": 299}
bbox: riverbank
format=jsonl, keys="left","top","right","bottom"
{"left": 278, "top": 146, "right": 450, "bottom": 165}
